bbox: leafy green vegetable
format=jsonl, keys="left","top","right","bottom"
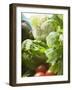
{"left": 49, "top": 60, "right": 63, "bottom": 75}
{"left": 45, "top": 31, "right": 63, "bottom": 74}
{"left": 46, "top": 32, "right": 59, "bottom": 48}
{"left": 45, "top": 48, "right": 58, "bottom": 64}
{"left": 22, "top": 39, "right": 32, "bottom": 51}
{"left": 30, "top": 14, "right": 63, "bottom": 41}
{"left": 50, "top": 14, "right": 63, "bottom": 29}
{"left": 30, "top": 15, "right": 55, "bottom": 41}
{"left": 22, "top": 39, "right": 47, "bottom": 71}
{"left": 30, "top": 15, "right": 48, "bottom": 29}
{"left": 22, "top": 14, "right": 63, "bottom": 76}
{"left": 40, "top": 21, "right": 56, "bottom": 41}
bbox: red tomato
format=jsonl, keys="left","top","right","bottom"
{"left": 35, "top": 64, "right": 47, "bottom": 73}
{"left": 34, "top": 72, "right": 45, "bottom": 76}
{"left": 45, "top": 70, "right": 56, "bottom": 76}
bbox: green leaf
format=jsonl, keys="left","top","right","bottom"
{"left": 49, "top": 60, "right": 63, "bottom": 75}
{"left": 22, "top": 39, "right": 47, "bottom": 70}
{"left": 45, "top": 48, "right": 58, "bottom": 64}
{"left": 46, "top": 32, "right": 59, "bottom": 48}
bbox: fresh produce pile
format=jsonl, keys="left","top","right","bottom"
{"left": 21, "top": 14, "right": 63, "bottom": 77}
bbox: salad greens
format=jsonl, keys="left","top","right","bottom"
{"left": 22, "top": 39, "right": 47, "bottom": 70}
{"left": 46, "top": 32, "right": 60, "bottom": 48}
{"left": 45, "top": 31, "right": 63, "bottom": 74}
{"left": 21, "top": 14, "right": 63, "bottom": 77}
